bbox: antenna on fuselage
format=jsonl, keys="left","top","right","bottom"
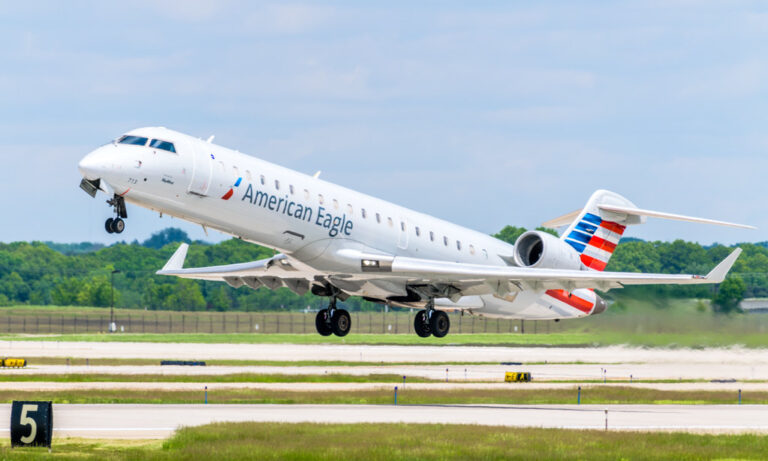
{"left": 206, "top": 135, "right": 215, "bottom": 143}
{"left": 313, "top": 171, "right": 322, "bottom": 179}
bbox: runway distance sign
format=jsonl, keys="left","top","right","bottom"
{"left": 10, "top": 401, "right": 52, "bottom": 448}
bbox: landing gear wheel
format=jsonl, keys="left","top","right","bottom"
{"left": 414, "top": 310, "right": 431, "bottom": 338}
{"left": 315, "top": 309, "right": 333, "bottom": 336}
{"left": 429, "top": 310, "right": 450, "bottom": 338}
{"left": 111, "top": 217, "right": 125, "bottom": 234}
{"left": 105, "top": 218, "right": 115, "bottom": 234}
{"left": 331, "top": 309, "right": 351, "bottom": 337}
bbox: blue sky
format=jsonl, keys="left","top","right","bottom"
{"left": 0, "top": 1, "right": 766, "bottom": 245}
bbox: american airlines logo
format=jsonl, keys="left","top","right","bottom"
{"left": 238, "top": 183, "right": 354, "bottom": 237}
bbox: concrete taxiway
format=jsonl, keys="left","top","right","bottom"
{"left": 1, "top": 404, "right": 766, "bottom": 438}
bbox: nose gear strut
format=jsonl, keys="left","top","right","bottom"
{"left": 105, "top": 195, "right": 128, "bottom": 234}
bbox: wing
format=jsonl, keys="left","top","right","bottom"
{"left": 158, "top": 243, "right": 741, "bottom": 300}
{"left": 157, "top": 243, "right": 319, "bottom": 295}
{"left": 374, "top": 248, "right": 741, "bottom": 295}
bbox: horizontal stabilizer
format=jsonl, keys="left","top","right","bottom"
{"left": 542, "top": 209, "right": 580, "bottom": 228}
{"left": 598, "top": 204, "right": 755, "bottom": 230}
{"left": 162, "top": 243, "right": 189, "bottom": 271}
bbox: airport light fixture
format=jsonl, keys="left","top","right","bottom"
{"left": 110, "top": 269, "right": 121, "bottom": 333}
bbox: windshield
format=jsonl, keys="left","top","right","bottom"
{"left": 149, "top": 139, "right": 176, "bottom": 153}
{"left": 118, "top": 135, "right": 148, "bottom": 146}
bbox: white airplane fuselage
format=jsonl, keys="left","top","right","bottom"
{"left": 78, "top": 127, "right": 605, "bottom": 320}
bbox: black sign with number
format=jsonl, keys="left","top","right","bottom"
{"left": 10, "top": 401, "right": 52, "bottom": 448}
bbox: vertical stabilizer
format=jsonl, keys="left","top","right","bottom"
{"left": 560, "top": 190, "right": 639, "bottom": 271}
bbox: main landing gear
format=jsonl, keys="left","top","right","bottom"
{"left": 315, "top": 296, "right": 351, "bottom": 337}
{"left": 413, "top": 299, "right": 450, "bottom": 338}
{"left": 105, "top": 195, "right": 127, "bottom": 234}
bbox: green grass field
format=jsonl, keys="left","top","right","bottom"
{"left": 0, "top": 387, "right": 759, "bottom": 405}
{"left": 5, "top": 330, "right": 768, "bottom": 348}
{"left": 2, "top": 422, "right": 768, "bottom": 460}
{"left": 0, "top": 373, "right": 437, "bottom": 384}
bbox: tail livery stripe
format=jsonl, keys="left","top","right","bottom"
{"left": 563, "top": 212, "right": 626, "bottom": 272}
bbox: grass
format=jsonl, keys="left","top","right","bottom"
{"left": 14, "top": 356, "right": 503, "bottom": 367}
{"left": 5, "top": 331, "right": 768, "bottom": 348}
{"left": 0, "top": 387, "right": 760, "bottom": 405}
{"left": 0, "top": 373, "right": 436, "bottom": 384}
{"left": 3, "top": 422, "right": 768, "bottom": 460}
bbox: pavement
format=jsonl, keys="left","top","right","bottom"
{"left": 2, "top": 403, "right": 767, "bottom": 439}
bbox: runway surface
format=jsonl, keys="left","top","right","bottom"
{"left": 1, "top": 404, "right": 766, "bottom": 438}
{"left": 7, "top": 362, "right": 767, "bottom": 381}
{"left": 5, "top": 341, "right": 768, "bottom": 381}
{"left": 5, "top": 340, "right": 768, "bottom": 365}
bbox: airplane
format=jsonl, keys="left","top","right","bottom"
{"left": 78, "top": 127, "right": 753, "bottom": 338}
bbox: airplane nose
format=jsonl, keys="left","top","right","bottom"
{"left": 78, "top": 148, "right": 109, "bottom": 180}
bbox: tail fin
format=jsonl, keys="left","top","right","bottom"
{"left": 559, "top": 190, "right": 632, "bottom": 271}
{"left": 546, "top": 189, "right": 755, "bottom": 272}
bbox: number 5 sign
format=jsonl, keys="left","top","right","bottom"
{"left": 11, "top": 401, "right": 52, "bottom": 448}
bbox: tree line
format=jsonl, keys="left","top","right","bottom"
{"left": 0, "top": 226, "right": 763, "bottom": 313}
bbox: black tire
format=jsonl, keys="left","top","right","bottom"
{"left": 315, "top": 309, "right": 333, "bottom": 336}
{"left": 414, "top": 310, "right": 431, "bottom": 338}
{"left": 105, "top": 218, "right": 115, "bottom": 234}
{"left": 331, "top": 309, "right": 351, "bottom": 337}
{"left": 111, "top": 217, "right": 125, "bottom": 234}
{"left": 429, "top": 310, "right": 450, "bottom": 338}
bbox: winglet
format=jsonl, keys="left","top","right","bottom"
{"left": 160, "top": 243, "right": 189, "bottom": 273}
{"left": 705, "top": 248, "right": 742, "bottom": 283}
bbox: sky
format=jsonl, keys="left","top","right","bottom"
{"left": 0, "top": 1, "right": 766, "bottom": 246}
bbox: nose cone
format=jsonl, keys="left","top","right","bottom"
{"left": 78, "top": 146, "right": 111, "bottom": 180}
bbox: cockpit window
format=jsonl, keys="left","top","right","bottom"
{"left": 149, "top": 139, "right": 176, "bottom": 153}
{"left": 118, "top": 135, "right": 148, "bottom": 146}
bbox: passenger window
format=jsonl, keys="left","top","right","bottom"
{"left": 415, "top": 226, "right": 421, "bottom": 237}
{"left": 482, "top": 249, "right": 488, "bottom": 259}
{"left": 218, "top": 161, "right": 225, "bottom": 172}
{"left": 376, "top": 213, "right": 381, "bottom": 223}
{"left": 400, "top": 221, "right": 406, "bottom": 231}
{"left": 119, "top": 135, "right": 148, "bottom": 146}
{"left": 260, "top": 175, "right": 265, "bottom": 185}
{"left": 362, "top": 208, "right": 367, "bottom": 219}
{"left": 387, "top": 217, "right": 393, "bottom": 227}
{"left": 443, "top": 236, "right": 449, "bottom": 246}
{"left": 318, "top": 194, "right": 324, "bottom": 204}
{"left": 469, "top": 244, "right": 475, "bottom": 255}
{"left": 246, "top": 170, "right": 252, "bottom": 181}
{"left": 333, "top": 199, "right": 339, "bottom": 210}
{"left": 149, "top": 139, "right": 176, "bottom": 153}
{"left": 456, "top": 241, "right": 462, "bottom": 251}
{"left": 346, "top": 204, "right": 353, "bottom": 214}
{"left": 429, "top": 231, "right": 434, "bottom": 242}
{"left": 289, "top": 185, "right": 295, "bottom": 195}
{"left": 275, "top": 180, "right": 280, "bottom": 190}
{"left": 304, "top": 189, "right": 310, "bottom": 200}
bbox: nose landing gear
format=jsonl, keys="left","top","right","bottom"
{"left": 105, "top": 195, "right": 128, "bottom": 234}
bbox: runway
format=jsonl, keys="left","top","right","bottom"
{"left": 7, "top": 362, "right": 768, "bottom": 381}
{"left": 5, "top": 341, "right": 768, "bottom": 365}
{"left": 1, "top": 403, "right": 767, "bottom": 438}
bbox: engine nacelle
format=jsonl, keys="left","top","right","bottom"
{"left": 513, "top": 231, "right": 582, "bottom": 270}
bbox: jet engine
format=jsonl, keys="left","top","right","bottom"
{"left": 513, "top": 231, "right": 582, "bottom": 270}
